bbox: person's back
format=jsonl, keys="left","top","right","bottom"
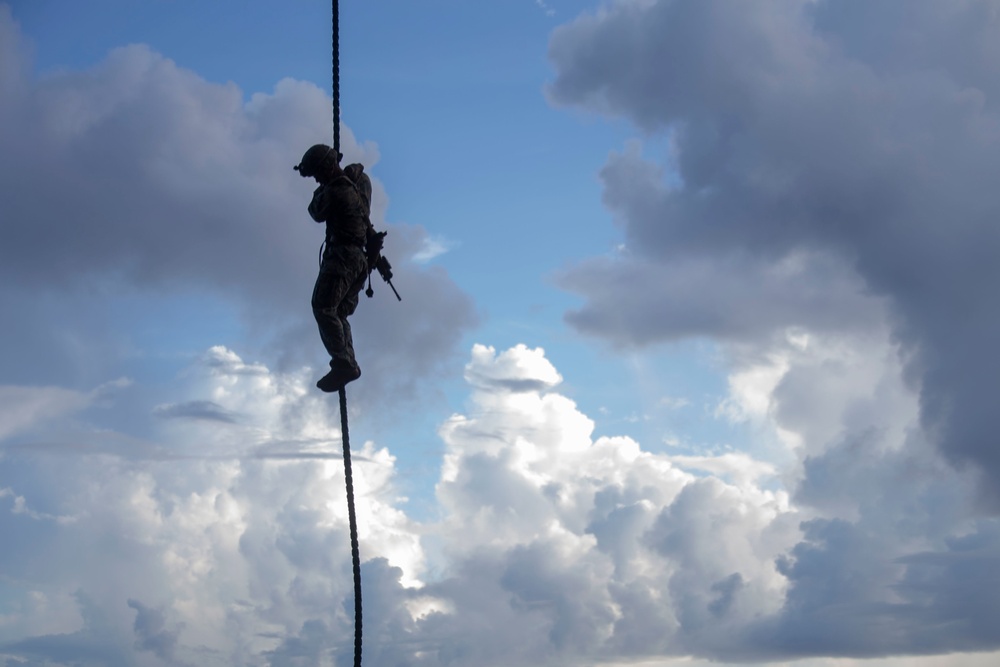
{"left": 309, "top": 164, "right": 371, "bottom": 247}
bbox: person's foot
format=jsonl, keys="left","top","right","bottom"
{"left": 316, "top": 362, "right": 361, "bottom": 393}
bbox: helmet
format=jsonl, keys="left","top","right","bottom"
{"left": 294, "top": 144, "right": 343, "bottom": 177}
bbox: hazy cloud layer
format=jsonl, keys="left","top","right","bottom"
{"left": 547, "top": 0, "right": 1000, "bottom": 499}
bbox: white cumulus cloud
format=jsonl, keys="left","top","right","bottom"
{"left": 2, "top": 341, "right": 1000, "bottom": 665}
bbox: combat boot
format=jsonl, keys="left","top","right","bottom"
{"left": 316, "top": 360, "right": 361, "bottom": 393}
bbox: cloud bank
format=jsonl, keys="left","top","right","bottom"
{"left": 547, "top": 0, "right": 1000, "bottom": 506}
{"left": 2, "top": 340, "right": 999, "bottom": 665}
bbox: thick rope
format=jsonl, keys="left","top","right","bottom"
{"left": 333, "top": 3, "right": 360, "bottom": 665}
{"left": 332, "top": 0, "right": 340, "bottom": 155}
{"left": 339, "top": 387, "right": 363, "bottom": 667}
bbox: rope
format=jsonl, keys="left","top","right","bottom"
{"left": 339, "top": 387, "right": 363, "bottom": 667}
{"left": 333, "top": 3, "right": 361, "bottom": 666}
{"left": 332, "top": 0, "right": 340, "bottom": 155}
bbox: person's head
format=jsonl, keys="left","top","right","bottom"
{"left": 294, "top": 144, "right": 344, "bottom": 183}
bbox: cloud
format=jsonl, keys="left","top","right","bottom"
{"left": 0, "top": 487, "right": 76, "bottom": 524}
{"left": 0, "top": 386, "right": 92, "bottom": 440}
{"left": 0, "top": 592, "right": 132, "bottom": 666}
{"left": 127, "top": 599, "right": 182, "bottom": 662}
{"left": 434, "top": 344, "right": 797, "bottom": 662}
{"left": 546, "top": 0, "right": 1000, "bottom": 504}
{"left": 411, "top": 235, "right": 457, "bottom": 263}
{"left": 0, "top": 344, "right": 426, "bottom": 666}
{"left": 556, "top": 180, "right": 888, "bottom": 347}
{"left": 535, "top": 0, "right": 556, "bottom": 17}
{"left": 2, "top": 342, "right": 1000, "bottom": 664}
{"left": 0, "top": 6, "right": 477, "bottom": 406}
{"left": 462, "top": 343, "right": 563, "bottom": 393}
{"left": 4, "top": 1, "right": 1000, "bottom": 664}
{"left": 153, "top": 400, "right": 240, "bottom": 424}
{"left": 664, "top": 452, "right": 776, "bottom": 487}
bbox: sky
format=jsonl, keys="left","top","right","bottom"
{"left": 1, "top": 1, "right": 999, "bottom": 666}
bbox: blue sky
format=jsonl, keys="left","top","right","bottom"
{"left": 2, "top": 1, "right": 1000, "bottom": 666}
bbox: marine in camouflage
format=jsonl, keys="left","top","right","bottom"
{"left": 295, "top": 144, "right": 374, "bottom": 392}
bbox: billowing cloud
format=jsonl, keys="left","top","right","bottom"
{"left": 547, "top": 0, "right": 1000, "bottom": 501}
{"left": 4, "top": 0, "right": 1000, "bottom": 664}
{"left": 462, "top": 343, "right": 563, "bottom": 393}
{"left": 0, "top": 5, "right": 476, "bottom": 405}
{"left": 1, "top": 343, "right": 999, "bottom": 665}
{"left": 0, "top": 345, "right": 423, "bottom": 666}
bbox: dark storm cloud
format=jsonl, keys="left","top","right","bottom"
{"left": 547, "top": 0, "right": 1000, "bottom": 495}
{"left": 740, "top": 516, "right": 1000, "bottom": 662}
{"left": 559, "top": 240, "right": 885, "bottom": 345}
{"left": 543, "top": 0, "right": 1000, "bottom": 661}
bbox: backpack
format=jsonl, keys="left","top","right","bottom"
{"left": 343, "top": 164, "right": 401, "bottom": 301}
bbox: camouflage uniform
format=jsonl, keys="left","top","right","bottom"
{"left": 308, "top": 163, "right": 373, "bottom": 379}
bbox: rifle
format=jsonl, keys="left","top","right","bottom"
{"left": 365, "top": 230, "right": 402, "bottom": 301}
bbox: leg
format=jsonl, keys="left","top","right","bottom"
{"left": 312, "top": 247, "right": 367, "bottom": 392}
{"left": 337, "top": 290, "right": 361, "bottom": 369}
{"left": 311, "top": 264, "right": 354, "bottom": 368}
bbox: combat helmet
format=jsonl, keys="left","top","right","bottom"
{"left": 294, "top": 144, "right": 343, "bottom": 177}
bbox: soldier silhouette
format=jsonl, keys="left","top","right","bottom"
{"left": 294, "top": 144, "right": 373, "bottom": 393}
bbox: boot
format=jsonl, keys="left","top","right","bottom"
{"left": 316, "top": 360, "right": 361, "bottom": 393}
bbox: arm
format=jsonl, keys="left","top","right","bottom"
{"left": 308, "top": 177, "right": 366, "bottom": 224}
{"left": 308, "top": 185, "right": 329, "bottom": 223}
